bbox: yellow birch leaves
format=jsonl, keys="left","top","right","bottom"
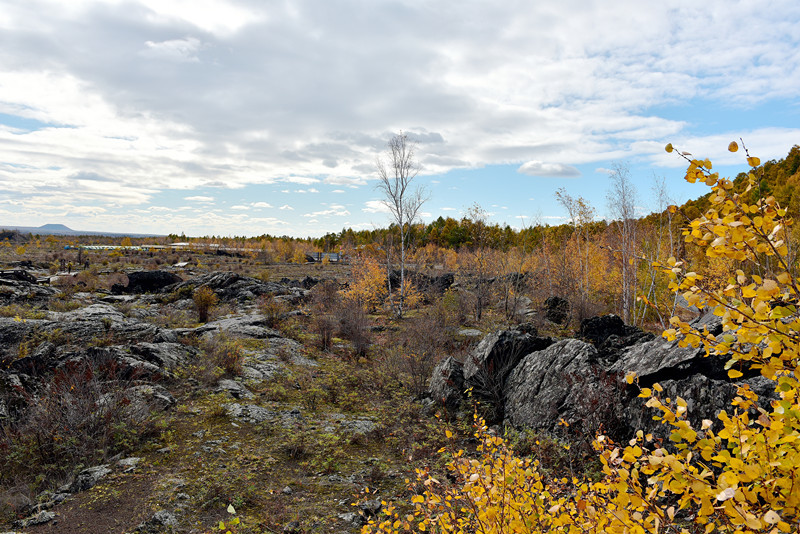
{"left": 362, "top": 144, "right": 800, "bottom": 534}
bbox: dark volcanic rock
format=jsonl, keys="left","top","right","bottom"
{"left": 505, "top": 339, "right": 608, "bottom": 432}
{"left": 168, "top": 271, "right": 288, "bottom": 302}
{"left": 428, "top": 356, "right": 465, "bottom": 410}
{"left": 463, "top": 329, "right": 552, "bottom": 391}
{"left": 134, "top": 510, "right": 178, "bottom": 533}
{"left": 579, "top": 314, "right": 628, "bottom": 345}
{"left": 130, "top": 342, "right": 197, "bottom": 370}
{"left": 389, "top": 270, "right": 455, "bottom": 296}
{"left": 543, "top": 296, "right": 570, "bottom": 324}
{"left": 0, "top": 272, "right": 59, "bottom": 305}
{"left": 503, "top": 312, "right": 775, "bottom": 440}
{"left": 117, "top": 271, "right": 183, "bottom": 294}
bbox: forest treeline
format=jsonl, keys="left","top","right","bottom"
{"left": 6, "top": 145, "right": 799, "bottom": 330}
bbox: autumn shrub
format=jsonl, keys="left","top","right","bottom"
{"left": 193, "top": 285, "right": 218, "bottom": 323}
{"left": 344, "top": 253, "right": 388, "bottom": 312}
{"left": 438, "top": 288, "right": 468, "bottom": 326}
{"left": 383, "top": 309, "right": 457, "bottom": 398}
{"left": 74, "top": 269, "right": 100, "bottom": 291}
{"left": 0, "top": 356, "right": 158, "bottom": 494}
{"left": 312, "top": 281, "right": 339, "bottom": 351}
{"left": 258, "top": 295, "right": 287, "bottom": 329}
{"left": 199, "top": 335, "right": 245, "bottom": 379}
{"left": 335, "top": 300, "right": 372, "bottom": 357}
{"left": 47, "top": 298, "right": 82, "bottom": 312}
{"left": 0, "top": 304, "right": 47, "bottom": 320}
{"left": 363, "top": 144, "right": 800, "bottom": 534}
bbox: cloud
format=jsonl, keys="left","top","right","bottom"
{"left": 283, "top": 176, "right": 320, "bottom": 185}
{"left": 185, "top": 196, "right": 215, "bottom": 202}
{"left": 0, "top": 1, "right": 798, "bottom": 236}
{"left": 140, "top": 38, "right": 203, "bottom": 63}
{"left": 279, "top": 204, "right": 294, "bottom": 210}
{"left": 231, "top": 205, "right": 249, "bottom": 210}
{"left": 251, "top": 202, "right": 272, "bottom": 208}
{"left": 303, "top": 204, "right": 350, "bottom": 217}
{"left": 363, "top": 200, "right": 390, "bottom": 214}
{"left": 517, "top": 161, "right": 581, "bottom": 178}
{"left": 325, "top": 175, "right": 367, "bottom": 186}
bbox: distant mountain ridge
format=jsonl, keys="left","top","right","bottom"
{"left": 0, "top": 223, "right": 163, "bottom": 238}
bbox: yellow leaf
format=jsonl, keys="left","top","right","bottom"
{"left": 728, "top": 369, "right": 743, "bottom": 379}
{"left": 728, "top": 141, "right": 739, "bottom": 152}
{"left": 665, "top": 143, "right": 674, "bottom": 153}
{"left": 764, "top": 510, "right": 781, "bottom": 525}
{"left": 747, "top": 156, "right": 761, "bottom": 167}
{"left": 716, "top": 487, "right": 736, "bottom": 501}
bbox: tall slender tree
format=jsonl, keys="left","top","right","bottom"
{"left": 607, "top": 163, "right": 638, "bottom": 324}
{"left": 376, "top": 132, "right": 428, "bottom": 317}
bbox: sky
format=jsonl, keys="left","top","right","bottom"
{"left": 1, "top": 0, "right": 799, "bottom": 238}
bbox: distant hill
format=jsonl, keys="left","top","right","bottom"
{"left": 0, "top": 223, "right": 164, "bottom": 238}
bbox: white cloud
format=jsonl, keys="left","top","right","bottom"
{"left": 284, "top": 176, "right": 320, "bottom": 185}
{"left": 138, "top": 0, "right": 259, "bottom": 36}
{"left": 185, "top": 196, "right": 215, "bottom": 202}
{"left": 363, "top": 200, "right": 390, "bottom": 214}
{"left": 303, "top": 204, "right": 350, "bottom": 217}
{"left": 517, "top": 161, "right": 581, "bottom": 178}
{"left": 0, "top": 1, "right": 798, "bottom": 236}
{"left": 325, "top": 175, "right": 367, "bottom": 186}
{"left": 331, "top": 189, "right": 345, "bottom": 194}
{"left": 279, "top": 204, "right": 294, "bottom": 210}
{"left": 141, "top": 38, "right": 203, "bottom": 63}
{"left": 231, "top": 205, "right": 249, "bottom": 210}
{"left": 251, "top": 202, "right": 272, "bottom": 208}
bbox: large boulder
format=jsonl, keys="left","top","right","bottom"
{"left": 460, "top": 329, "right": 552, "bottom": 421}
{"left": 115, "top": 271, "right": 182, "bottom": 294}
{"left": 193, "top": 314, "right": 282, "bottom": 339}
{"left": 167, "top": 271, "right": 288, "bottom": 302}
{"left": 463, "top": 329, "right": 552, "bottom": 391}
{"left": 428, "top": 356, "right": 465, "bottom": 410}
{"left": 543, "top": 296, "right": 570, "bottom": 324}
{"left": 579, "top": 314, "right": 628, "bottom": 345}
{"left": 504, "top": 312, "right": 775, "bottom": 440}
{"left": 388, "top": 270, "right": 455, "bottom": 296}
{"left": 505, "top": 340, "right": 621, "bottom": 435}
{"left": 0, "top": 273, "right": 59, "bottom": 305}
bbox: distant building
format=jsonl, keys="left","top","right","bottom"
{"left": 310, "top": 252, "right": 341, "bottom": 263}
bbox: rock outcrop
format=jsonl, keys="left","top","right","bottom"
{"left": 428, "top": 313, "right": 776, "bottom": 441}
{"left": 166, "top": 271, "right": 292, "bottom": 302}
{"left": 0, "top": 270, "right": 59, "bottom": 305}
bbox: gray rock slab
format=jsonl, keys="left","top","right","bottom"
{"left": 225, "top": 403, "right": 303, "bottom": 427}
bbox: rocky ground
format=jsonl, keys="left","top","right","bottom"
{"left": 1, "top": 269, "right": 433, "bottom": 534}
{"left": 0, "top": 266, "right": 765, "bottom": 533}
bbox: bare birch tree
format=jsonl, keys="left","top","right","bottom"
{"left": 607, "top": 163, "right": 638, "bottom": 324}
{"left": 376, "top": 132, "right": 428, "bottom": 317}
